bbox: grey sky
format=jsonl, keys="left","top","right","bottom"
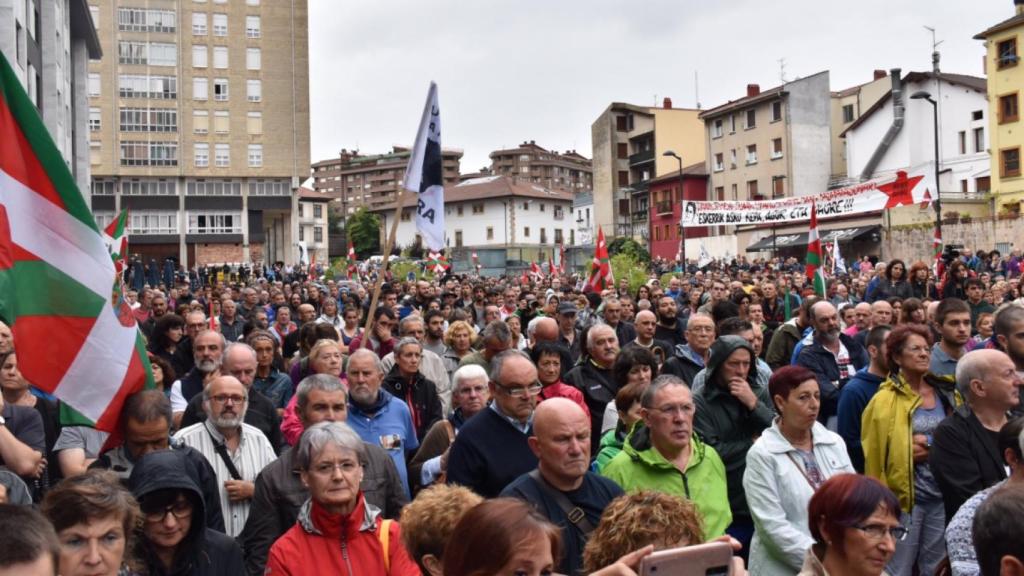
{"left": 309, "top": 0, "right": 1006, "bottom": 172}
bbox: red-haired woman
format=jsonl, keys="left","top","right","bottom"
{"left": 442, "top": 498, "right": 562, "bottom": 576}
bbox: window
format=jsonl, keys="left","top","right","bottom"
{"left": 615, "top": 115, "right": 628, "bottom": 131}
{"left": 194, "top": 143, "right": 209, "bottom": 167}
{"left": 976, "top": 176, "right": 991, "bottom": 193}
{"left": 1001, "top": 147, "right": 1020, "bottom": 178}
{"left": 92, "top": 180, "right": 116, "bottom": 196}
{"left": 214, "top": 144, "right": 230, "bottom": 167}
{"left": 746, "top": 144, "right": 757, "bottom": 165}
{"left": 188, "top": 212, "right": 242, "bottom": 234}
{"left": 472, "top": 203, "right": 484, "bottom": 214}
{"left": 729, "top": 114, "right": 736, "bottom": 133}
{"left": 248, "top": 180, "right": 291, "bottom": 196}
{"left": 148, "top": 43, "right": 177, "bottom": 66}
{"left": 188, "top": 180, "right": 241, "bottom": 195}
{"left": 313, "top": 204, "right": 322, "bottom": 218}
{"left": 213, "top": 78, "right": 228, "bottom": 101}
{"left": 246, "top": 79, "right": 261, "bottom": 102}
{"left": 456, "top": 204, "right": 463, "bottom": 216}
{"left": 524, "top": 226, "right": 530, "bottom": 238}
{"left": 745, "top": 109, "right": 756, "bottom": 129}
{"left": 192, "top": 45, "right": 207, "bottom": 68}
{"left": 554, "top": 229, "right": 563, "bottom": 244}
{"left": 972, "top": 110, "right": 984, "bottom": 121}
{"left": 314, "top": 226, "right": 323, "bottom": 243}
{"left": 617, "top": 171, "right": 628, "bottom": 186}
{"left": 246, "top": 16, "right": 260, "bottom": 38}
{"left": 88, "top": 73, "right": 101, "bottom": 97}
{"left": 120, "top": 142, "right": 177, "bottom": 166}
{"left": 119, "top": 107, "right": 177, "bottom": 132}
{"left": 961, "top": 180, "right": 969, "bottom": 194}
{"left": 117, "top": 8, "right": 175, "bottom": 33}
{"left": 248, "top": 144, "right": 263, "bottom": 167}
{"left": 1000, "top": 93, "right": 1018, "bottom": 124}
{"left": 247, "top": 0, "right": 260, "bottom": 5}
{"left": 212, "top": 13, "right": 227, "bottom": 36}
{"left": 731, "top": 183, "right": 738, "bottom": 199}
{"left": 773, "top": 176, "right": 785, "bottom": 197}
{"left": 119, "top": 75, "right": 177, "bottom": 99}
{"left": 712, "top": 119, "right": 723, "bottom": 138}
{"left": 540, "top": 228, "right": 547, "bottom": 243}
{"left": 958, "top": 131, "right": 967, "bottom": 154}
{"left": 213, "top": 46, "right": 228, "bottom": 68}
{"left": 522, "top": 202, "right": 529, "bottom": 211}
{"left": 998, "top": 37, "right": 1018, "bottom": 69}
{"left": 89, "top": 5, "right": 99, "bottom": 27}
{"left": 246, "top": 112, "right": 262, "bottom": 134}
{"left": 974, "top": 127, "right": 985, "bottom": 153}
{"left": 455, "top": 230, "right": 463, "bottom": 247}
{"left": 771, "top": 101, "right": 782, "bottom": 122}
{"left": 730, "top": 149, "right": 737, "bottom": 168}
{"left": 129, "top": 211, "right": 178, "bottom": 235}
{"left": 193, "top": 110, "right": 209, "bottom": 134}
{"left": 842, "top": 104, "right": 854, "bottom": 123}
{"left": 193, "top": 77, "right": 208, "bottom": 100}
{"left": 617, "top": 143, "right": 628, "bottom": 159}
{"left": 89, "top": 107, "right": 101, "bottom": 131}
{"left": 90, "top": 141, "right": 101, "bottom": 166}
{"left": 214, "top": 111, "right": 229, "bottom": 134}
{"left": 714, "top": 186, "right": 724, "bottom": 201}
{"left": 486, "top": 227, "right": 494, "bottom": 240}
{"left": 246, "top": 48, "right": 261, "bottom": 70}
{"left": 192, "top": 13, "right": 206, "bottom": 35}
{"left": 771, "top": 138, "right": 783, "bottom": 159}
{"left": 298, "top": 226, "right": 304, "bottom": 241}
{"left": 539, "top": 203, "right": 545, "bottom": 212}
{"left": 121, "top": 179, "right": 176, "bottom": 196}
{"left": 713, "top": 153, "right": 724, "bottom": 172}
{"left": 747, "top": 179, "right": 759, "bottom": 198}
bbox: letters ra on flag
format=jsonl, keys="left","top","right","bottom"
{"left": 405, "top": 82, "right": 445, "bottom": 251}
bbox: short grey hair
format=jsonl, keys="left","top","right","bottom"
{"left": 399, "top": 315, "right": 424, "bottom": 335}
{"left": 640, "top": 374, "right": 690, "bottom": 409}
{"left": 489, "top": 349, "right": 531, "bottom": 384}
{"left": 296, "top": 421, "right": 365, "bottom": 471}
{"left": 296, "top": 373, "right": 347, "bottom": 413}
{"left": 481, "top": 320, "right": 512, "bottom": 344}
{"left": 347, "top": 348, "right": 384, "bottom": 375}
{"left": 394, "top": 336, "right": 422, "bottom": 355}
{"left": 224, "top": 342, "right": 257, "bottom": 363}
{"left": 526, "top": 316, "right": 543, "bottom": 339}
{"left": 587, "top": 324, "right": 616, "bottom": 349}
{"left": 453, "top": 364, "right": 488, "bottom": 391}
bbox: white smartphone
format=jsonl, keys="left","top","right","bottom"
{"left": 637, "top": 541, "right": 734, "bottom": 576}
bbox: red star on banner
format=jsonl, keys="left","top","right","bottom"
{"left": 877, "top": 170, "right": 924, "bottom": 209}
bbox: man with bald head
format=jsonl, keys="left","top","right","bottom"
{"left": 623, "top": 309, "right": 672, "bottom": 366}
{"left": 930, "top": 349, "right": 1023, "bottom": 521}
{"left": 796, "top": 300, "right": 868, "bottom": 426}
{"left": 282, "top": 303, "right": 317, "bottom": 359}
{"left": 842, "top": 302, "right": 872, "bottom": 337}
{"left": 502, "top": 398, "right": 624, "bottom": 576}
{"left": 174, "top": 374, "right": 277, "bottom": 537}
{"left": 854, "top": 299, "right": 894, "bottom": 348}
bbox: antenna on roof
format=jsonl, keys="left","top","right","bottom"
{"left": 778, "top": 58, "right": 788, "bottom": 83}
{"left": 695, "top": 70, "right": 701, "bottom": 109}
{"left": 924, "top": 25, "right": 943, "bottom": 73}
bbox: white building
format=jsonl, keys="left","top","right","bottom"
{"left": 573, "top": 190, "right": 593, "bottom": 246}
{"left": 0, "top": 0, "right": 101, "bottom": 194}
{"left": 297, "top": 186, "right": 330, "bottom": 264}
{"left": 842, "top": 71, "right": 990, "bottom": 196}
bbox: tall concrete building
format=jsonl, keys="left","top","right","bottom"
{"left": 86, "top": 0, "right": 310, "bottom": 267}
{"left": 0, "top": 0, "right": 102, "bottom": 194}
{"left": 591, "top": 98, "right": 704, "bottom": 242}
{"left": 311, "top": 146, "right": 462, "bottom": 216}
{"left": 488, "top": 140, "right": 592, "bottom": 192}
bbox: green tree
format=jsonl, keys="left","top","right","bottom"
{"left": 608, "top": 237, "right": 651, "bottom": 264}
{"left": 347, "top": 207, "right": 380, "bottom": 256}
{"left": 610, "top": 253, "right": 649, "bottom": 294}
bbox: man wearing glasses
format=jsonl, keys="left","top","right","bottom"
{"left": 447, "top": 350, "right": 540, "bottom": 498}
{"left": 174, "top": 375, "right": 277, "bottom": 537}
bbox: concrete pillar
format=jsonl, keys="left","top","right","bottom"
{"left": 70, "top": 37, "right": 89, "bottom": 199}
{"left": 178, "top": 177, "right": 187, "bottom": 267}
{"left": 241, "top": 184, "right": 250, "bottom": 263}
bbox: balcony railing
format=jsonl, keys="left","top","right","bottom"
{"left": 629, "top": 149, "right": 654, "bottom": 165}
{"left": 632, "top": 210, "right": 648, "bottom": 222}
{"left": 656, "top": 201, "right": 673, "bottom": 215}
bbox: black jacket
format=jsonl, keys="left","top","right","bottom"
{"left": 796, "top": 333, "right": 869, "bottom": 424}
{"left": 180, "top": 389, "right": 284, "bottom": 453}
{"left": 564, "top": 361, "right": 618, "bottom": 453}
{"left": 239, "top": 443, "right": 407, "bottom": 576}
{"left": 129, "top": 450, "right": 244, "bottom": 576}
{"left": 661, "top": 344, "right": 706, "bottom": 388}
{"left": 381, "top": 367, "right": 444, "bottom": 443}
{"left": 612, "top": 321, "right": 637, "bottom": 347}
{"left": 929, "top": 405, "right": 1008, "bottom": 522}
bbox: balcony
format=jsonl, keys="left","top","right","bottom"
{"left": 629, "top": 148, "right": 654, "bottom": 166}
{"left": 632, "top": 210, "right": 648, "bottom": 222}
{"left": 656, "top": 201, "right": 673, "bottom": 215}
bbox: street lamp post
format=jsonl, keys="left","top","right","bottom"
{"left": 910, "top": 90, "right": 942, "bottom": 243}
{"left": 663, "top": 150, "right": 686, "bottom": 268}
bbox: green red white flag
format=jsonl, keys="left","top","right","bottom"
{"left": 346, "top": 241, "right": 357, "bottom": 278}
{"left": 932, "top": 227, "right": 944, "bottom": 277}
{"left": 805, "top": 203, "right": 826, "bottom": 297}
{"left": 0, "top": 52, "right": 153, "bottom": 432}
{"left": 586, "top": 228, "right": 614, "bottom": 292}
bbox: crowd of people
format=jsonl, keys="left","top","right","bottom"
{"left": 3, "top": 247, "right": 1024, "bottom": 576}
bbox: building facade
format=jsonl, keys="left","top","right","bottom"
{"left": 86, "top": 0, "right": 310, "bottom": 267}
{"left": 975, "top": 0, "right": 1024, "bottom": 210}
{"left": 647, "top": 162, "right": 708, "bottom": 261}
{"left": 829, "top": 70, "right": 892, "bottom": 185}
{"left": 591, "top": 98, "right": 705, "bottom": 242}
{"left": 311, "top": 146, "right": 462, "bottom": 216}
{"left": 0, "top": 0, "right": 102, "bottom": 194}
{"left": 488, "top": 140, "right": 592, "bottom": 192}
{"left": 296, "top": 186, "right": 329, "bottom": 264}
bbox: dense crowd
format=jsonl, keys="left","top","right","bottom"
{"left": 3, "top": 247, "right": 1024, "bottom": 576}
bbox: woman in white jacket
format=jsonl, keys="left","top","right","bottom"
{"left": 744, "top": 365, "right": 854, "bottom": 575}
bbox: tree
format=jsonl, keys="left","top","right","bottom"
{"left": 347, "top": 207, "right": 380, "bottom": 256}
{"left": 608, "top": 237, "right": 651, "bottom": 264}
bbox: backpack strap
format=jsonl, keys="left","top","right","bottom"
{"left": 378, "top": 518, "right": 392, "bottom": 573}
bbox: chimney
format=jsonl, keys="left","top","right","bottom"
{"left": 663, "top": 97, "right": 672, "bottom": 109}
{"left": 1017, "top": 0, "right": 1024, "bottom": 15}
{"left": 873, "top": 69, "right": 887, "bottom": 80}
{"left": 746, "top": 84, "right": 760, "bottom": 97}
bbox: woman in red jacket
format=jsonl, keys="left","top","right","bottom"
{"left": 265, "top": 421, "right": 420, "bottom": 576}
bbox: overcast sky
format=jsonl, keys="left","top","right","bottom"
{"left": 308, "top": 0, "right": 1008, "bottom": 172}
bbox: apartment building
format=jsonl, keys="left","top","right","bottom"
{"left": 297, "top": 185, "right": 330, "bottom": 264}
{"left": 87, "top": 0, "right": 310, "bottom": 267}
{"left": 311, "top": 146, "right": 462, "bottom": 216}
{"left": 975, "top": 0, "right": 1024, "bottom": 209}
{"left": 829, "top": 70, "right": 892, "bottom": 185}
{"left": 488, "top": 140, "right": 592, "bottom": 192}
{"left": 591, "top": 97, "right": 705, "bottom": 242}
{"left": 0, "top": 0, "right": 102, "bottom": 193}
{"left": 647, "top": 161, "right": 708, "bottom": 261}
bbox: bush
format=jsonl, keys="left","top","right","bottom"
{"left": 610, "top": 253, "right": 648, "bottom": 294}
{"left": 608, "top": 238, "right": 651, "bottom": 264}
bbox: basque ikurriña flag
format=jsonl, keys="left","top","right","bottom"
{"left": 805, "top": 203, "right": 827, "bottom": 297}
{"left": 404, "top": 82, "right": 445, "bottom": 251}
{"left": 0, "top": 52, "right": 154, "bottom": 432}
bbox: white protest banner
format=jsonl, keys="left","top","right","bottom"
{"left": 681, "top": 165, "right": 934, "bottom": 227}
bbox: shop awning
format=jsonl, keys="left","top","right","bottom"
{"left": 745, "top": 225, "right": 880, "bottom": 252}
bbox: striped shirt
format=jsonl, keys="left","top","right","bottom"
{"left": 174, "top": 419, "right": 277, "bottom": 537}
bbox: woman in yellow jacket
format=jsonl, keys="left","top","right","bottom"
{"left": 862, "top": 324, "right": 961, "bottom": 576}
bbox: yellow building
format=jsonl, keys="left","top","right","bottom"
{"left": 975, "top": 0, "right": 1024, "bottom": 210}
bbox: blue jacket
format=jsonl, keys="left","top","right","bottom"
{"left": 795, "top": 333, "right": 869, "bottom": 424}
{"left": 836, "top": 368, "right": 885, "bottom": 473}
{"left": 347, "top": 390, "right": 419, "bottom": 497}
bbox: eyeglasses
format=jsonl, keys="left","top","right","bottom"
{"left": 311, "top": 460, "right": 361, "bottom": 476}
{"left": 144, "top": 501, "right": 193, "bottom": 523}
{"left": 854, "top": 523, "right": 908, "bottom": 542}
{"left": 210, "top": 394, "right": 247, "bottom": 405}
{"left": 495, "top": 381, "right": 543, "bottom": 399}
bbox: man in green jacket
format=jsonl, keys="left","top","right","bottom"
{"left": 601, "top": 374, "right": 731, "bottom": 538}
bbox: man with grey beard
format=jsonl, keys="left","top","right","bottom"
{"left": 169, "top": 329, "right": 225, "bottom": 428}
{"left": 174, "top": 375, "right": 277, "bottom": 537}
{"left": 796, "top": 301, "right": 869, "bottom": 428}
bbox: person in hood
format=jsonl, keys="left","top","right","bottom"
{"left": 600, "top": 374, "right": 731, "bottom": 539}
{"left": 265, "top": 421, "right": 419, "bottom": 576}
{"left": 693, "top": 334, "right": 774, "bottom": 555}
{"left": 130, "top": 450, "right": 244, "bottom": 576}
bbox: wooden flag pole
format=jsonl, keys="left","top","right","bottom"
{"left": 361, "top": 191, "right": 408, "bottom": 348}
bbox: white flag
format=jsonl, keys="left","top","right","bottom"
{"left": 404, "top": 82, "right": 445, "bottom": 251}
{"left": 832, "top": 240, "right": 847, "bottom": 275}
{"left": 698, "top": 242, "right": 713, "bottom": 268}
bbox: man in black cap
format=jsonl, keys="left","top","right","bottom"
{"left": 556, "top": 302, "right": 583, "bottom": 365}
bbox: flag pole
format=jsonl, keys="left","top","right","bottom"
{"left": 361, "top": 193, "right": 407, "bottom": 348}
